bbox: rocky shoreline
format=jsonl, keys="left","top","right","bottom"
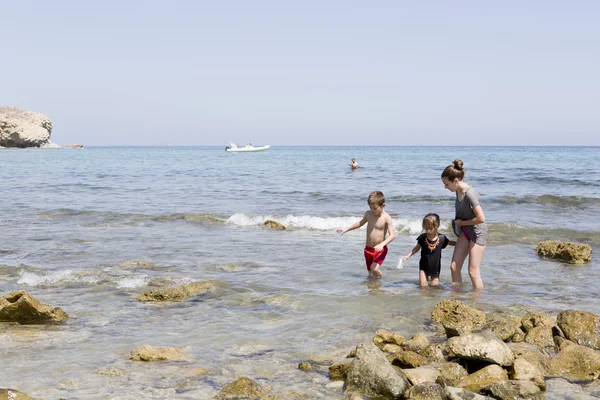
{"left": 2, "top": 282, "right": 600, "bottom": 399}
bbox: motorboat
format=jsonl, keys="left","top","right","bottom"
{"left": 225, "top": 142, "right": 271, "bottom": 152}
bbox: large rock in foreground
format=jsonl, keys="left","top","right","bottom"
{"left": 535, "top": 240, "right": 592, "bottom": 264}
{"left": 557, "top": 310, "right": 600, "bottom": 350}
{"left": 0, "top": 106, "right": 53, "bottom": 148}
{"left": 346, "top": 342, "right": 409, "bottom": 399}
{"left": 447, "top": 332, "right": 515, "bottom": 366}
{"left": 0, "top": 291, "right": 68, "bottom": 324}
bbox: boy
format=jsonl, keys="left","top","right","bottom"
{"left": 337, "top": 191, "right": 395, "bottom": 277}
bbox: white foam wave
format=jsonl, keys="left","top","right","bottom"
{"left": 116, "top": 275, "right": 150, "bottom": 288}
{"left": 225, "top": 213, "right": 450, "bottom": 234}
{"left": 17, "top": 270, "right": 98, "bottom": 286}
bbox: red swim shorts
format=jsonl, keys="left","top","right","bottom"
{"left": 364, "top": 245, "right": 388, "bottom": 271}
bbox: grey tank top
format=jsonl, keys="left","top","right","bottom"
{"left": 455, "top": 186, "right": 488, "bottom": 246}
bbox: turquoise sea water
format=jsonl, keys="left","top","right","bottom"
{"left": 1, "top": 146, "right": 599, "bottom": 399}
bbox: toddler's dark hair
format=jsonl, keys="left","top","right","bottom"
{"left": 422, "top": 213, "right": 440, "bottom": 230}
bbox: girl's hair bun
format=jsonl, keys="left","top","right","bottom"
{"left": 453, "top": 159, "right": 464, "bottom": 170}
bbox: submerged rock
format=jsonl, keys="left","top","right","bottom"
{"left": 136, "top": 280, "right": 217, "bottom": 302}
{"left": 0, "top": 106, "right": 53, "bottom": 148}
{"left": 0, "top": 389, "right": 38, "bottom": 400}
{"left": 535, "top": 240, "right": 592, "bottom": 264}
{"left": 214, "top": 377, "right": 265, "bottom": 400}
{"left": 126, "top": 344, "right": 191, "bottom": 362}
{"left": 0, "top": 291, "right": 68, "bottom": 324}
{"left": 264, "top": 220, "right": 286, "bottom": 230}
{"left": 431, "top": 300, "right": 486, "bottom": 327}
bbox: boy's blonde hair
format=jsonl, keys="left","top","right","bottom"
{"left": 367, "top": 191, "right": 385, "bottom": 207}
{"left": 422, "top": 213, "right": 440, "bottom": 231}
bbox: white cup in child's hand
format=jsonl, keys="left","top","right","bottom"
{"left": 396, "top": 256, "right": 403, "bottom": 269}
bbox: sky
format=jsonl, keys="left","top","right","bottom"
{"left": 2, "top": 1, "right": 599, "bottom": 146}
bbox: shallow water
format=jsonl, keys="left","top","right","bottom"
{"left": 1, "top": 146, "right": 599, "bottom": 399}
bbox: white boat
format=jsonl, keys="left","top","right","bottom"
{"left": 225, "top": 142, "right": 271, "bottom": 152}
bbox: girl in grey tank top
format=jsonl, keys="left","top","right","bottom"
{"left": 455, "top": 187, "right": 488, "bottom": 246}
{"left": 441, "top": 159, "right": 487, "bottom": 289}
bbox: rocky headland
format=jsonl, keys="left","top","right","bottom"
{"left": 0, "top": 106, "right": 82, "bottom": 148}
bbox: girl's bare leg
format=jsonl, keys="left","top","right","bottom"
{"left": 468, "top": 243, "right": 486, "bottom": 289}
{"left": 419, "top": 270, "right": 428, "bottom": 287}
{"left": 450, "top": 234, "right": 470, "bottom": 284}
{"left": 430, "top": 276, "right": 440, "bottom": 287}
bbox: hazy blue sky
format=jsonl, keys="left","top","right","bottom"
{"left": 2, "top": 1, "right": 599, "bottom": 146}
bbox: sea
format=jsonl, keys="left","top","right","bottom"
{"left": 1, "top": 146, "right": 599, "bottom": 399}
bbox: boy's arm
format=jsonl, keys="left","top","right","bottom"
{"left": 404, "top": 243, "right": 421, "bottom": 260}
{"left": 373, "top": 214, "right": 395, "bottom": 251}
{"left": 337, "top": 213, "right": 368, "bottom": 234}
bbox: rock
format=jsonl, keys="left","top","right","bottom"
{"left": 545, "top": 378, "right": 599, "bottom": 400}
{"left": 0, "top": 389, "right": 38, "bottom": 400}
{"left": 484, "top": 380, "right": 543, "bottom": 400}
{"left": 524, "top": 326, "right": 555, "bottom": 349}
{"left": 510, "top": 358, "right": 546, "bottom": 390}
{"left": 375, "top": 329, "right": 408, "bottom": 346}
{"left": 0, "top": 106, "right": 53, "bottom": 148}
{"left": 535, "top": 240, "right": 592, "bottom": 264}
{"left": 432, "top": 300, "right": 486, "bottom": 327}
{"left": 298, "top": 361, "right": 312, "bottom": 372}
{"left": 475, "top": 319, "right": 517, "bottom": 342}
{"left": 445, "top": 386, "right": 495, "bottom": 399}
{"left": 63, "top": 144, "right": 84, "bottom": 148}
{"left": 96, "top": 367, "right": 124, "bottom": 376}
{"left": 547, "top": 342, "right": 600, "bottom": 381}
{"left": 422, "top": 343, "right": 447, "bottom": 363}
{"left": 507, "top": 343, "right": 551, "bottom": 376}
{"left": 214, "top": 377, "right": 265, "bottom": 400}
{"left": 521, "top": 314, "right": 554, "bottom": 333}
{"left": 374, "top": 329, "right": 407, "bottom": 353}
{"left": 381, "top": 343, "right": 404, "bottom": 353}
{"left": 345, "top": 342, "right": 409, "bottom": 399}
{"left": 264, "top": 220, "right": 286, "bottom": 230}
{"left": 0, "top": 291, "right": 68, "bottom": 324}
{"left": 126, "top": 344, "right": 191, "bottom": 362}
{"left": 404, "top": 382, "right": 445, "bottom": 400}
{"left": 512, "top": 331, "right": 526, "bottom": 342}
{"left": 443, "top": 320, "right": 475, "bottom": 338}
{"left": 402, "top": 366, "right": 440, "bottom": 385}
{"left": 403, "top": 333, "right": 430, "bottom": 353}
{"left": 557, "top": 310, "right": 600, "bottom": 350}
{"left": 388, "top": 351, "right": 429, "bottom": 368}
{"left": 447, "top": 332, "right": 515, "bottom": 366}
{"left": 329, "top": 362, "right": 350, "bottom": 380}
{"left": 136, "top": 280, "right": 217, "bottom": 302}
{"left": 434, "top": 362, "right": 468, "bottom": 387}
{"left": 456, "top": 364, "right": 509, "bottom": 393}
